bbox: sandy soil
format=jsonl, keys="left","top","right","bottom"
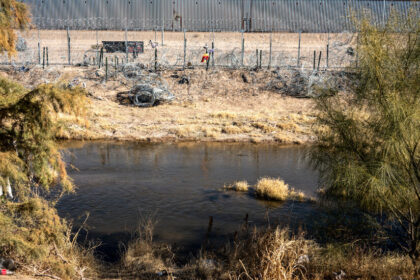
{"left": 2, "top": 65, "right": 317, "bottom": 144}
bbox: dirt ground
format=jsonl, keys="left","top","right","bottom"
{"left": 1, "top": 64, "right": 317, "bottom": 144}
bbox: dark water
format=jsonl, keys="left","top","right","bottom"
{"left": 57, "top": 141, "right": 319, "bottom": 261}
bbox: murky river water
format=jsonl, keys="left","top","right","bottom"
{"left": 58, "top": 141, "right": 319, "bottom": 261}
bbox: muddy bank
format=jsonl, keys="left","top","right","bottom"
{"left": 1, "top": 65, "right": 329, "bottom": 144}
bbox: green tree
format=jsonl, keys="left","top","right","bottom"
{"left": 310, "top": 13, "right": 420, "bottom": 265}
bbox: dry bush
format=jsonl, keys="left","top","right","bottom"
{"left": 221, "top": 125, "right": 243, "bottom": 135}
{"left": 251, "top": 122, "right": 276, "bottom": 133}
{"left": 191, "top": 227, "right": 417, "bottom": 280}
{"left": 122, "top": 216, "right": 176, "bottom": 279}
{"left": 223, "top": 181, "right": 250, "bottom": 192}
{"left": 0, "top": 198, "right": 98, "bottom": 279}
{"left": 255, "top": 177, "right": 290, "bottom": 201}
{"left": 192, "top": 227, "right": 315, "bottom": 280}
{"left": 308, "top": 244, "right": 417, "bottom": 280}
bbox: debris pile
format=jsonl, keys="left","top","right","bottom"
{"left": 265, "top": 68, "right": 351, "bottom": 98}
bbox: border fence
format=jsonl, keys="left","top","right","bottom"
{"left": 3, "top": 1, "right": 418, "bottom": 69}
{"left": 22, "top": 0, "right": 418, "bottom": 32}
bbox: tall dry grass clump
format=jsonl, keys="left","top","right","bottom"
{"left": 223, "top": 181, "right": 250, "bottom": 192}
{"left": 121, "top": 217, "right": 176, "bottom": 279}
{"left": 255, "top": 177, "right": 290, "bottom": 201}
{"left": 224, "top": 177, "right": 306, "bottom": 201}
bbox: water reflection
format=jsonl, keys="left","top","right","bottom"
{"left": 58, "top": 141, "right": 318, "bottom": 260}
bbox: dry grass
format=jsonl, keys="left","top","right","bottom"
{"left": 224, "top": 177, "right": 307, "bottom": 202}
{"left": 1, "top": 67, "right": 317, "bottom": 144}
{"left": 120, "top": 217, "right": 176, "bottom": 279}
{"left": 255, "top": 177, "right": 290, "bottom": 201}
{"left": 192, "top": 227, "right": 417, "bottom": 280}
{"left": 0, "top": 198, "right": 98, "bottom": 280}
{"left": 223, "top": 181, "right": 250, "bottom": 192}
{"left": 120, "top": 219, "right": 417, "bottom": 280}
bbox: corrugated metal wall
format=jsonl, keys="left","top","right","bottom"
{"left": 22, "top": 0, "right": 418, "bottom": 32}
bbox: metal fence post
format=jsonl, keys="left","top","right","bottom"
{"left": 256, "top": 49, "right": 259, "bottom": 68}
{"left": 125, "top": 27, "right": 128, "bottom": 63}
{"left": 211, "top": 40, "right": 215, "bottom": 67}
{"left": 37, "top": 29, "right": 41, "bottom": 65}
{"left": 317, "top": 51, "right": 322, "bottom": 71}
{"left": 326, "top": 43, "right": 329, "bottom": 69}
{"left": 259, "top": 50, "right": 262, "bottom": 69}
{"left": 241, "top": 30, "right": 244, "bottom": 67}
{"left": 42, "top": 47, "right": 45, "bottom": 69}
{"left": 313, "top": 50, "right": 316, "bottom": 70}
{"left": 327, "top": 32, "right": 330, "bottom": 68}
{"left": 297, "top": 31, "right": 301, "bottom": 67}
{"left": 105, "top": 57, "right": 108, "bottom": 81}
{"left": 155, "top": 48, "right": 158, "bottom": 72}
{"left": 67, "top": 26, "right": 71, "bottom": 65}
{"left": 161, "top": 26, "right": 164, "bottom": 47}
{"left": 268, "top": 32, "right": 272, "bottom": 69}
{"left": 46, "top": 47, "right": 49, "bottom": 66}
{"left": 183, "top": 29, "right": 187, "bottom": 70}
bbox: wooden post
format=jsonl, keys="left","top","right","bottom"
{"left": 268, "top": 32, "right": 272, "bottom": 69}
{"left": 241, "top": 30, "right": 244, "bottom": 66}
{"left": 67, "top": 27, "right": 71, "bottom": 65}
{"left": 183, "top": 29, "right": 186, "bottom": 70}
{"left": 206, "top": 216, "right": 213, "bottom": 236}
{"left": 297, "top": 31, "right": 301, "bottom": 67}
{"left": 259, "top": 50, "right": 262, "bottom": 69}
{"left": 317, "top": 51, "right": 322, "bottom": 71}
{"left": 155, "top": 48, "right": 158, "bottom": 72}
{"left": 313, "top": 50, "right": 316, "bottom": 70}
{"left": 46, "top": 47, "right": 49, "bottom": 66}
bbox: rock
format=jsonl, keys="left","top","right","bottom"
{"left": 241, "top": 73, "right": 249, "bottom": 83}
{"left": 333, "top": 270, "right": 346, "bottom": 280}
{"left": 178, "top": 76, "right": 189, "bottom": 84}
{"left": 297, "top": 254, "right": 309, "bottom": 264}
{"left": 346, "top": 47, "right": 355, "bottom": 56}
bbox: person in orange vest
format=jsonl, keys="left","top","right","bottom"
{"left": 201, "top": 45, "right": 210, "bottom": 63}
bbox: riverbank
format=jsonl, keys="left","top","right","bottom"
{"left": 1, "top": 65, "right": 318, "bottom": 144}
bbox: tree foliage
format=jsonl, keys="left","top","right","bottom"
{"left": 0, "top": 0, "right": 30, "bottom": 56}
{"left": 311, "top": 12, "right": 420, "bottom": 265}
{"left": 0, "top": 78, "right": 87, "bottom": 199}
